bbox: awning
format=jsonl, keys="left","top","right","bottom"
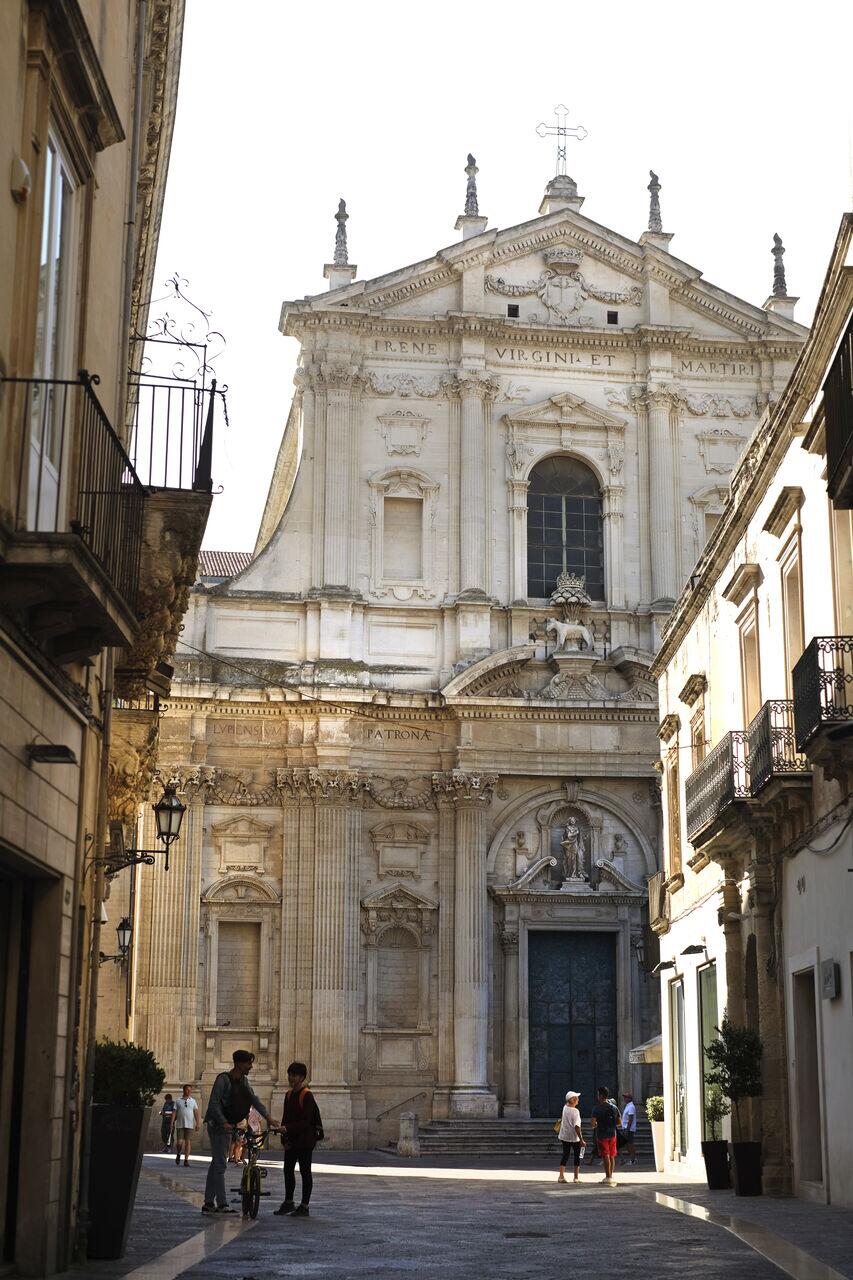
{"left": 629, "top": 1034, "right": 662, "bottom": 1064}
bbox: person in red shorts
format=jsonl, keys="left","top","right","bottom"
{"left": 590, "top": 1085, "right": 622, "bottom": 1186}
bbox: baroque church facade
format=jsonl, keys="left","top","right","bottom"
{"left": 133, "top": 161, "right": 805, "bottom": 1146}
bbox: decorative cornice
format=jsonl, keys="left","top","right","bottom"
{"left": 678, "top": 673, "right": 707, "bottom": 707}
{"left": 658, "top": 713, "right": 681, "bottom": 743}
{"left": 762, "top": 485, "right": 804, "bottom": 537}
{"left": 721, "top": 562, "right": 763, "bottom": 606}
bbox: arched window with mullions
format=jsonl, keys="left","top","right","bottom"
{"left": 526, "top": 456, "right": 604, "bottom": 600}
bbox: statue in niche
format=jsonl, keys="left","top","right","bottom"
{"left": 561, "top": 818, "right": 586, "bottom": 881}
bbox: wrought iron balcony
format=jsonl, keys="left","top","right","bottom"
{"left": 685, "top": 731, "right": 750, "bottom": 845}
{"left": 746, "top": 700, "right": 811, "bottom": 795}
{"left": 793, "top": 637, "right": 853, "bottom": 750}
{"left": 1, "top": 371, "right": 145, "bottom": 654}
{"left": 126, "top": 375, "right": 216, "bottom": 492}
{"left": 824, "top": 317, "right": 853, "bottom": 507}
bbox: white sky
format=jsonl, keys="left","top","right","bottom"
{"left": 152, "top": 0, "right": 853, "bottom": 552}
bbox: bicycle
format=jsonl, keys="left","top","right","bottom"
{"left": 231, "top": 1125, "right": 273, "bottom": 1219}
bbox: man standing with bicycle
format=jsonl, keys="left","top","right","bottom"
{"left": 202, "top": 1050, "right": 271, "bottom": 1215}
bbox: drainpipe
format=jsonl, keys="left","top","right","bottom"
{"left": 116, "top": 0, "right": 147, "bottom": 435}
{"left": 74, "top": 657, "right": 114, "bottom": 1262}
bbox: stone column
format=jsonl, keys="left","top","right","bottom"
{"left": 602, "top": 483, "right": 625, "bottom": 610}
{"left": 433, "top": 794, "right": 456, "bottom": 1119}
{"left": 647, "top": 384, "right": 679, "bottom": 604}
{"left": 717, "top": 860, "right": 745, "bottom": 1024}
{"left": 501, "top": 928, "right": 521, "bottom": 1116}
{"left": 275, "top": 788, "right": 301, "bottom": 1095}
{"left": 458, "top": 374, "right": 494, "bottom": 595}
{"left": 309, "top": 773, "right": 364, "bottom": 1147}
{"left": 749, "top": 857, "right": 792, "bottom": 1194}
{"left": 320, "top": 366, "right": 360, "bottom": 590}
{"left": 434, "top": 771, "right": 499, "bottom": 1117}
{"left": 135, "top": 778, "right": 203, "bottom": 1085}
{"left": 507, "top": 478, "right": 529, "bottom": 603}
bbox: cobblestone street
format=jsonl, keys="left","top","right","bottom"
{"left": 70, "top": 1153, "right": 853, "bottom": 1280}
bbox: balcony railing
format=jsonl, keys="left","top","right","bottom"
{"left": 126, "top": 375, "right": 216, "bottom": 492}
{"left": 824, "top": 317, "right": 853, "bottom": 507}
{"left": 6, "top": 371, "right": 145, "bottom": 608}
{"left": 793, "top": 637, "right": 853, "bottom": 750}
{"left": 746, "top": 699, "right": 811, "bottom": 795}
{"left": 685, "top": 731, "right": 750, "bottom": 843}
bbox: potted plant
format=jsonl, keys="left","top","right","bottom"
{"left": 704, "top": 1015, "right": 763, "bottom": 1196}
{"left": 88, "top": 1039, "right": 165, "bottom": 1259}
{"left": 645, "top": 1095, "right": 665, "bottom": 1172}
{"left": 700, "top": 1084, "right": 731, "bottom": 1189}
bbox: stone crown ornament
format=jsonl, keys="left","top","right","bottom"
{"left": 544, "top": 246, "right": 583, "bottom": 271}
{"left": 550, "top": 571, "right": 592, "bottom": 612}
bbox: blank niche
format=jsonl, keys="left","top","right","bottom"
{"left": 376, "top": 926, "right": 419, "bottom": 1029}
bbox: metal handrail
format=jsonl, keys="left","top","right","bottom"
{"left": 374, "top": 1090, "right": 429, "bottom": 1122}
{"left": 4, "top": 370, "right": 145, "bottom": 608}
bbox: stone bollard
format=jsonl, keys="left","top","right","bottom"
{"left": 397, "top": 1111, "right": 420, "bottom": 1158}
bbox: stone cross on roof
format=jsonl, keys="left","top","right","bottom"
{"left": 535, "top": 104, "right": 587, "bottom": 177}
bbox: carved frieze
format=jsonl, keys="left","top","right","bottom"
{"left": 108, "top": 705, "right": 160, "bottom": 826}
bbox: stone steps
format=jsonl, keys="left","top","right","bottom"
{"left": 411, "top": 1118, "right": 653, "bottom": 1158}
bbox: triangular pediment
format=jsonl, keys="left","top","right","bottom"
{"left": 504, "top": 391, "right": 627, "bottom": 432}
{"left": 442, "top": 645, "right": 535, "bottom": 699}
{"left": 209, "top": 815, "right": 272, "bottom": 838}
{"left": 282, "top": 202, "right": 807, "bottom": 344}
{"left": 361, "top": 884, "right": 437, "bottom": 911}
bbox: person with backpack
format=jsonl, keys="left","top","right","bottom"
{"left": 201, "top": 1050, "right": 272, "bottom": 1215}
{"left": 274, "top": 1062, "right": 323, "bottom": 1218}
{"left": 590, "top": 1085, "right": 622, "bottom": 1187}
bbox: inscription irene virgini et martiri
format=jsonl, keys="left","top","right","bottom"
{"left": 372, "top": 339, "right": 759, "bottom": 378}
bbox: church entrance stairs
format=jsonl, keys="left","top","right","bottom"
{"left": 400, "top": 1118, "right": 653, "bottom": 1160}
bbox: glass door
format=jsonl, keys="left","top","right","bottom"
{"left": 29, "top": 135, "right": 76, "bottom": 530}
{"left": 698, "top": 963, "right": 719, "bottom": 1140}
{"left": 670, "top": 978, "right": 687, "bottom": 1155}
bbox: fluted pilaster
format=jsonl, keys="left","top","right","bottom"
{"left": 310, "top": 799, "right": 361, "bottom": 1085}
{"left": 647, "top": 384, "right": 679, "bottom": 603}
{"left": 501, "top": 929, "right": 520, "bottom": 1113}
{"left": 457, "top": 374, "right": 497, "bottom": 594}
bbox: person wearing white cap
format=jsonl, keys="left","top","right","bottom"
{"left": 557, "top": 1091, "right": 583, "bottom": 1184}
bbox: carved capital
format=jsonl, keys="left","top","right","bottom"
{"left": 500, "top": 929, "right": 519, "bottom": 953}
{"left": 451, "top": 371, "right": 501, "bottom": 402}
{"left": 431, "top": 769, "right": 498, "bottom": 804}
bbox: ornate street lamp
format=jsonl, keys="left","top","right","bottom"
{"left": 152, "top": 783, "right": 185, "bottom": 870}
{"left": 99, "top": 915, "right": 133, "bottom": 965}
{"left": 99, "top": 782, "right": 187, "bottom": 875}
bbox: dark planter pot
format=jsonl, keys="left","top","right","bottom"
{"left": 88, "top": 1104, "right": 149, "bottom": 1259}
{"left": 701, "top": 1140, "right": 730, "bottom": 1190}
{"left": 730, "top": 1141, "right": 762, "bottom": 1196}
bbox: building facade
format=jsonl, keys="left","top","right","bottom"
{"left": 653, "top": 213, "right": 853, "bottom": 1204}
{"left": 137, "top": 164, "right": 805, "bottom": 1148}
{"left": 0, "top": 3, "right": 215, "bottom": 1273}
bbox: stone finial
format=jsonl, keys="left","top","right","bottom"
{"left": 333, "top": 198, "right": 349, "bottom": 266}
{"left": 464, "top": 154, "right": 479, "bottom": 216}
{"left": 648, "top": 171, "right": 662, "bottom": 233}
{"left": 772, "top": 233, "right": 787, "bottom": 297}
